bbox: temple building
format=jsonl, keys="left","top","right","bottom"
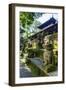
{"left": 28, "top": 17, "right": 58, "bottom": 66}
{"left": 29, "top": 17, "right": 58, "bottom": 40}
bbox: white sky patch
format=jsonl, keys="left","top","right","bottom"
{"left": 37, "top": 13, "right": 58, "bottom": 24}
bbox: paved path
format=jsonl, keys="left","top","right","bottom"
{"left": 20, "top": 63, "right": 32, "bottom": 77}
{"left": 28, "top": 57, "right": 57, "bottom": 76}
{"left": 20, "top": 57, "right": 57, "bottom": 77}
{"left": 28, "top": 57, "right": 48, "bottom": 75}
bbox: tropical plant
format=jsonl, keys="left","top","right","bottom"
{"left": 20, "top": 12, "right": 43, "bottom": 38}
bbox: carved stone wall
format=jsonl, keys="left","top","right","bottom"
{"left": 43, "top": 33, "right": 58, "bottom": 65}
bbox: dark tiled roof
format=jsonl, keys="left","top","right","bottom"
{"left": 38, "top": 17, "right": 57, "bottom": 29}
{"left": 29, "top": 23, "right": 58, "bottom": 40}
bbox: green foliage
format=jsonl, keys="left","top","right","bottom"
{"left": 20, "top": 12, "right": 34, "bottom": 28}
{"left": 20, "top": 12, "right": 43, "bottom": 38}
{"left": 20, "top": 12, "right": 42, "bottom": 28}
{"left": 45, "top": 64, "right": 57, "bottom": 73}
{"left": 29, "top": 64, "right": 40, "bottom": 76}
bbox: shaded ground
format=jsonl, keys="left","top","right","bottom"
{"left": 20, "top": 63, "right": 32, "bottom": 77}
{"left": 20, "top": 58, "right": 58, "bottom": 77}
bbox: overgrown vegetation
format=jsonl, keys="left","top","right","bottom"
{"left": 20, "top": 12, "right": 58, "bottom": 77}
